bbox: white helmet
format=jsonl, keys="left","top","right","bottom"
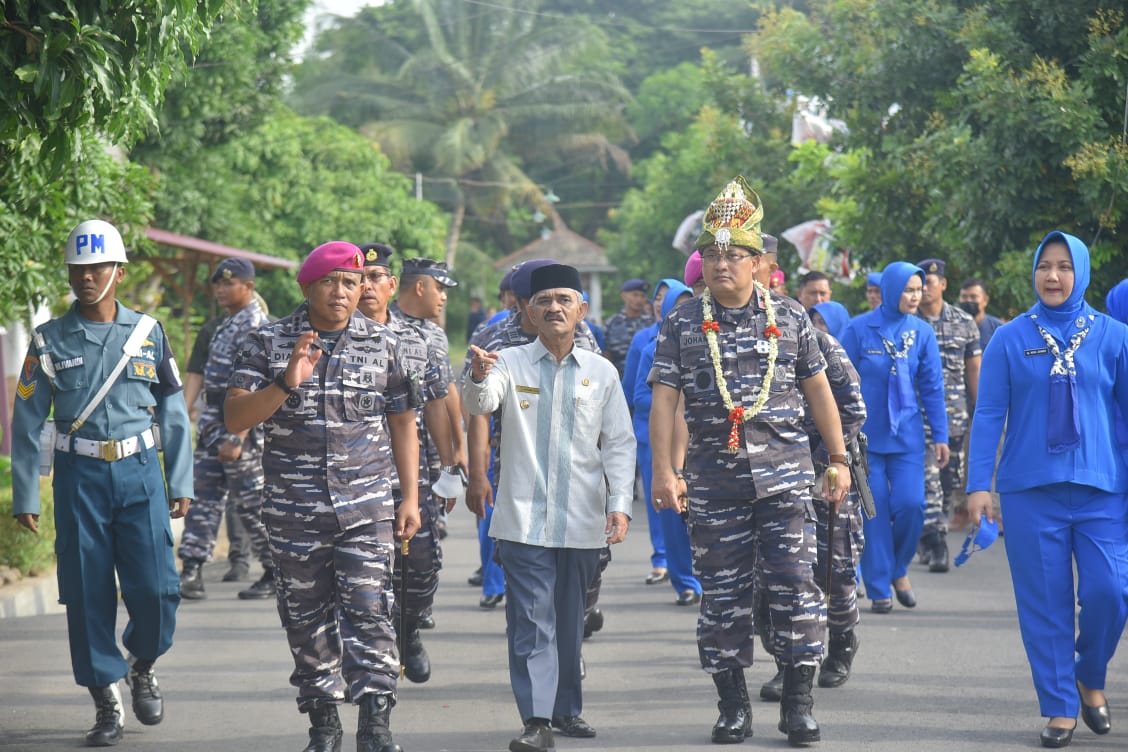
{"left": 66, "top": 219, "right": 128, "bottom": 265}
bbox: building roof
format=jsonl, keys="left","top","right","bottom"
{"left": 494, "top": 215, "right": 616, "bottom": 274}
{"left": 145, "top": 227, "right": 298, "bottom": 269}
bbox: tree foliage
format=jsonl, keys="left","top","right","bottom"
{"left": 752, "top": 0, "right": 1128, "bottom": 315}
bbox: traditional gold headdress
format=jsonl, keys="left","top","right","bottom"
{"left": 695, "top": 176, "right": 764, "bottom": 253}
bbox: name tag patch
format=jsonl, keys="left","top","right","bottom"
{"left": 1024, "top": 347, "right": 1049, "bottom": 356}
{"left": 516, "top": 385, "right": 540, "bottom": 394}
{"left": 56, "top": 356, "right": 84, "bottom": 370}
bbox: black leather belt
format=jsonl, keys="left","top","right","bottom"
{"left": 205, "top": 391, "right": 225, "bottom": 407}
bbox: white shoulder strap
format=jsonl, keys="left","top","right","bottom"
{"left": 67, "top": 314, "right": 158, "bottom": 434}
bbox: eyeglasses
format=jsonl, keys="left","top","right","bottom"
{"left": 364, "top": 271, "right": 392, "bottom": 283}
{"left": 701, "top": 251, "right": 755, "bottom": 265}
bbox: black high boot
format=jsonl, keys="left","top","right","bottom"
{"left": 180, "top": 559, "right": 206, "bottom": 600}
{"left": 302, "top": 705, "right": 343, "bottom": 752}
{"left": 778, "top": 664, "right": 820, "bottom": 746}
{"left": 760, "top": 658, "right": 784, "bottom": 701}
{"left": 357, "top": 693, "right": 403, "bottom": 752}
{"left": 711, "top": 669, "right": 752, "bottom": 743}
{"left": 403, "top": 626, "right": 431, "bottom": 684}
{"left": 85, "top": 684, "right": 124, "bottom": 747}
{"left": 818, "top": 629, "right": 859, "bottom": 688}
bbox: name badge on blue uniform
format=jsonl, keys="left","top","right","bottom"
{"left": 1024, "top": 347, "right": 1049, "bottom": 357}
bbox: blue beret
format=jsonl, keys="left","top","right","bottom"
{"left": 211, "top": 257, "right": 255, "bottom": 283}
{"left": 917, "top": 258, "right": 946, "bottom": 277}
{"left": 621, "top": 278, "right": 648, "bottom": 293}
{"left": 359, "top": 242, "right": 394, "bottom": 268}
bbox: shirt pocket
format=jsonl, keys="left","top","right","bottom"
{"left": 573, "top": 396, "right": 603, "bottom": 436}
{"left": 342, "top": 365, "right": 387, "bottom": 422}
{"left": 769, "top": 339, "right": 799, "bottom": 393}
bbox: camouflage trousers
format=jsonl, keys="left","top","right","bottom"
{"left": 923, "top": 433, "right": 965, "bottom": 536}
{"left": 583, "top": 546, "right": 612, "bottom": 614}
{"left": 178, "top": 448, "right": 269, "bottom": 568}
{"left": 813, "top": 493, "right": 864, "bottom": 633}
{"left": 391, "top": 486, "right": 443, "bottom": 627}
{"left": 267, "top": 511, "right": 397, "bottom": 712}
{"left": 690, "top": 488, "right": 824, "bottom": 672}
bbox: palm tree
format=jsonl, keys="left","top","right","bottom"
{"left": 292, "top": 0, "right": 632, "bottom": 269}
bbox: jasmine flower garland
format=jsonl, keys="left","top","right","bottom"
{"left": 701, "top": 282, "right": 780, "bottom": 452}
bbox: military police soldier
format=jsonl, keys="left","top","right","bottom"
{"left": 915, "top": 258, "right": 981, "bottom": 571}
{"left": 224, "top": 241, "right": 421, "bottom": 752}
{"left": 603, "top": 277, "right": 655, "bottom": 377}
{"left": 10, "top": 219, "right": 193, "bottom": 746}
{"left": 178, "top": 257, "right": 275, "bottom": 601}
{"left": 648, "top": 179, "right": 851, "bottom": 747}
{"left": 355, "top": 244, "right": 463, "bottom": 685}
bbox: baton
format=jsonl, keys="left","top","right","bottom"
{"left": 399, "top": 537, "right": 410, "bottom": 679}
{"left": 824, "top": 467, "right": 838, "bottom": 598}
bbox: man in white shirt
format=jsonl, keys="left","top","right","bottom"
{"left": 463, "top": 263, "right": 636, "bottom": 752}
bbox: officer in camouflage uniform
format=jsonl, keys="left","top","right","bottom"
{"left": 648, "top": 178, "right": 852, "bottom": 747}
{"left": 602, "top": 278, "right": 654, "bottom": 377}
{"left": 178, "top": 258, "right": 274, "bottom": 601}
{"left": 356, "top": 244, "right": 463, "bottom": 686}
{"left": 915, "top": 258, "right": 981, "bottom": 572}
{"left": 225, "top": 241, "right": 421, "bottom": 752}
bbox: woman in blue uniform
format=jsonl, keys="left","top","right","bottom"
{"left": 966, "top": 232, "right": 1128, "bottom": 748}
{"left": 841, "top": 262, "right": 949, "bottom": 612}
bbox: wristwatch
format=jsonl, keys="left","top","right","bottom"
{"left": 828, "top": 452, "right": 850, "bottom": 465}
{"left": 273, "top": 371, "right": 297, "bottom": 396}
{"left": 227, "top": 435, "right": 243, "bottom": 447}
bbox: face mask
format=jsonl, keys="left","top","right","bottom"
{"left": 958, "top": 300, "right": 980, "bottom": 317}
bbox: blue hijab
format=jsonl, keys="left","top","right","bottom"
{"left": 1106, "top": 279, "right": 1128, "bottom": 323}
{"left": 810, "top": 301, "right": 850, "bottom": 340}
{"left": 1029, "top": 231, "right": 1093, "bottom": 452}
{"left": 878, "top": 261, "right": 926, "bottom": 435}
{"left": 659, "top": 280, "right": 692, "bottom": 319}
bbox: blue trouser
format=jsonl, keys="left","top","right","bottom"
{"left": 479, "top": 456, "right": 506, "bottom": 598}
{"left": 53, "top": 445, "right": 180, "bottom": 688}
{"left": 496, "top": 540, "right": 599, "bottom": 722}
{"left": 1001, "top": 483, "right": 1128, "bottom": 718}
{"left": 636, "top": 442, "right": 668, "bottom": 571}
{"left": 861, "top": 449, "right": 925, "bottom": 601}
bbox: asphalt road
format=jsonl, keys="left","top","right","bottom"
{"left": 2, "top": 502, "right": 1126, "bottom": 752}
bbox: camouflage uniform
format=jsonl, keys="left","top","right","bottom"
{"left": 386, "top": 303, "right": 450, "bottom": 627}
{"left": 229, "top": 302, "right": 412, "bottom": 710}
{"left": 603, "top": 309, "right": 654, "bottom": 377}
{"left": 648, "top": 289, "right": 828, "bottom": 671}
{"left": 179, "top": 298, "right": 271, "bottom": 571}
{"left": 919, "top": 302, "right": 981, "bottom": 535}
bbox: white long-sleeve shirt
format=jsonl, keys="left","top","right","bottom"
{"left": 462, "top": 338, "right": 636, "bottom": 548}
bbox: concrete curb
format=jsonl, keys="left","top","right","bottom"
{"left": 0, "top": 569, "right": 62, "bottom": 619}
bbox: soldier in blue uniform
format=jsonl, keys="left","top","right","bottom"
{"left": 648, "top": 179, "right": 852, "bottom": 747}
{"left": 356, "top": 243, "right": 463, "bottom": 685}
{"left": 10, "top": 219, "right": 194, "bottom": 747}
{"left": 178, "top": 257, "right": 275, "bottom": 601}
{"left": 225, "top": 241, "right": 421, "bottom": 752}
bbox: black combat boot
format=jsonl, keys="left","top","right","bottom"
{"left": 126, "top": 659, "right": 163, "bottom": 725}
{"left": 928, "top": 531, "right": 950, "bottom": 572}
{"left": 778, "top": 664, "right": 820, "bottom": 746}
{"left": 180, "top": 559, "right": 206, "bottom": 600}
{"left": 760, "top": 658, "right": 784, "bottom": 701}
{"left": 357, "top": 693, "right": 403, "bottom": 752}
{"left": 818, "top": 629, "right": 859, "bottom": 688}
{"left": 711, "top": 668, "right": 752, "bottom": 743}
{"left": 303, "top": 704, "right": 343, "bottom": 752}
{"left": 403, "top": 626, "right": 431, "bottom": 684}
{"left": 85, "top": 684, "right": 124, "bottom": 747}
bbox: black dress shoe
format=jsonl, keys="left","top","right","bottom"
{"left": 467, "top": 569, "right": 483, "bottom": 587}
{"left": 238, "top": 569, "right": 277, "bottom": 600}
{"left": 551, "top": 715, "right": 596, "bottom": 738}
{"left": 1040, "top": 724, "right": 1074, "bottom": 748}
{"left": 583, "top": 608, "right": 603, "bottom": 638}
{"left": 871, "top": 599, "right": 892, "bottom": 614}
{"left": 674, "top": 590, "right": 702, "bottom": 606}
{"left": 894, "top": 588, "right": 917, "bottom": 608}
{"left": 645, "top": 568, "right": 669, "bottom": 585}
{"left": 509, "top": 720, "right": 554, "bottom": 752}
{"left": 480, "top": 593, "right": 504, "bottom": 609}
{"left": 417, "top": 613, "right": 436, "bottom": 630}
{"left": 1080, "top": 699, "right": 1111, "bottom": 735}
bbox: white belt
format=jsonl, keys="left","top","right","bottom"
{"left": 55, "top": 428, "right": 156, "bottom": 462}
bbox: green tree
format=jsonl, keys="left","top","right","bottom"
{"left": 752, "top": 1, "right": 1128, "bottom": 314}
{"left": 0, "top": 1, "right": 222, "bottom": 325}
{"left": 290, "top": 0, "right": 632, "bottom": 269}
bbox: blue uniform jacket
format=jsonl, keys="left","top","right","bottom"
{"left": 841, "top": 262, "right": 948, "bottom": 453}
{"left": 11, "top": 303, "right": 194, "bottom": 515}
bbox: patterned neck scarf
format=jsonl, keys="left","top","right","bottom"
{"left": 880, "top": 329, "right": 917, "bottom": 436}
{"left": 1033, "top": 316, "right": 1091, "bottom": 453}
